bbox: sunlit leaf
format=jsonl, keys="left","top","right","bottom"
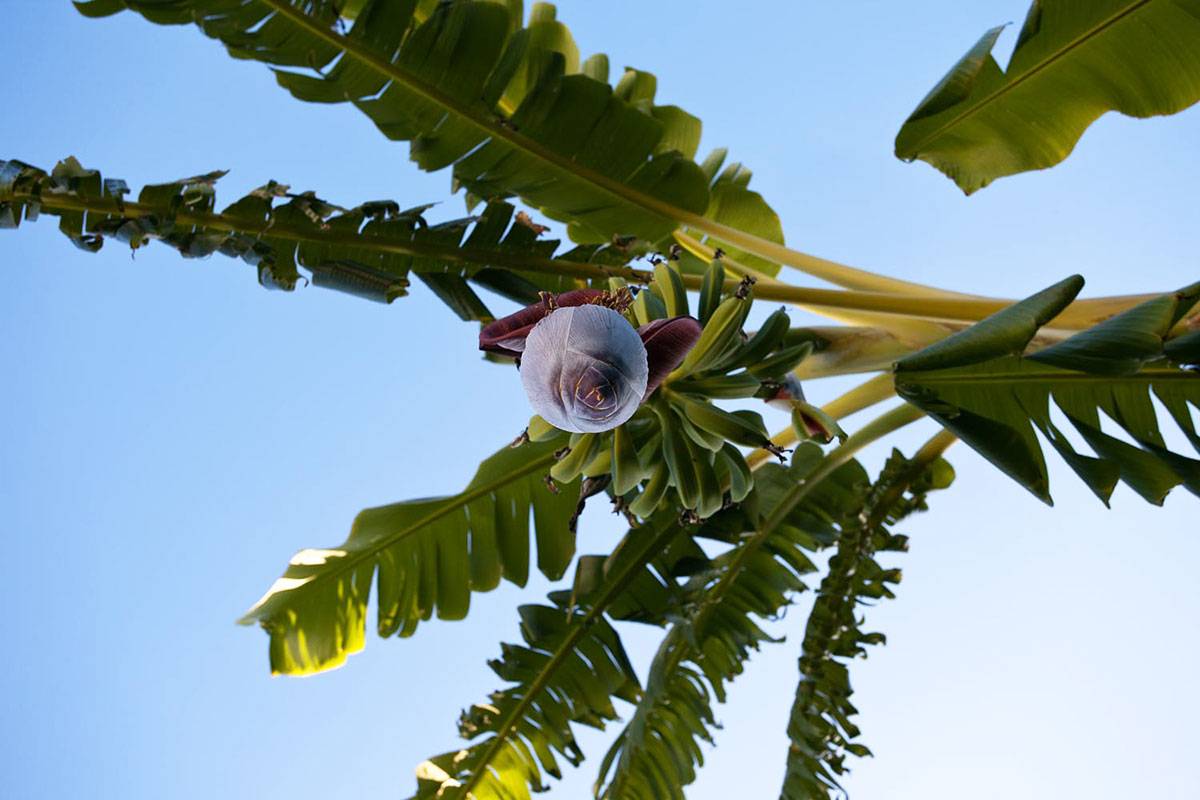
{"left": 897, "top": 0, "right": 1200, "bottom": 193}
{"left": 239, "top": 438, "right": 580, "bottom": 675}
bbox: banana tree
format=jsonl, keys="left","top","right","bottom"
{"left": 4, "top": 1, "right": 1199, "bottom": 798}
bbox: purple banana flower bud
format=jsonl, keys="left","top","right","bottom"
{"left": 520, "top": 305, "right": 649, "bottom": 433}
{"left": 480, "top": 289, "right": 702, "bottom": 432}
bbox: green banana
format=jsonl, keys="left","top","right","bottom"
{"left": 717, "top": 443, "right": 754, "bottom": 502}
{"left": 628, "top": 460, "right": 671, "bottom": 517}
{"left": 675, "top": 372, "right": 762, "bottom": 399}
{"left": 653, "top": 261, "right": 689, "bottom": 318}
{"left": 635, "top": 429, "right": 663, "bottom": 468}
{"left": 656, "top": 406, "right": 700, "bottom": 511}
{"left": 632, "top": 286, "right": 668, "bottom": 326}
{"left": 673, "top": 293, "right": 752, "bottom": 377}
{"left": 747, "top": 341, "right": 815, "bottom": 379}
{"left": 685, "top": 435, "right": 725, "bottom": 518}
{"left": 717, "top": 306, "right": 790, "bottom": 371}
{"left": 528, "top": 414, "right": 561, "bottom": 442}
{"left": 697, "top": 259, "right": 726, "bottom": 325}
{"left": 550, "top": 433, "right": 599, "bottom": 483}
{"left": 671, "top": 393, "right": 773, "bottom": 449}
{"left": 583, "top": 440, "right": 613, "bottom": 477}
{"left": 611, "top": 424, "right": 644, "bottom": 495}
{"left": 676, "top": 409, "right": 726, "bottom": 452}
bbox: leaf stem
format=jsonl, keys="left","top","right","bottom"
{"left": 673, "top": 230, "right": 969, "bottom": 339}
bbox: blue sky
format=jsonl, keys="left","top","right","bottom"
{"left": 2, "top": 2, "right": 1198, "bottom": 799}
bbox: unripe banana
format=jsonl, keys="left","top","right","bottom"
{"left": 528, "top": 415, "right": 561, "bottom": 442}
{"left": 685, "top": 435, "right": 725, "bottom": 518}
{"left": 656, "top": 405, "right": 700, "bottom": 510}
{"left": 671, "top": 393, "right": 772, "bottom": 449}
{"left": 632, "top": 286, "right": 667, "bottom": 326}
{"left": 698, "top": 259, "right": 726, "bottom": 325}
{"left": 583, "top": 439, "right": 613, "bottom": 477}
{"left": 611, "top": 423, "right": 644, "bottom": 495}
{"left": 673, "top": 293, "right": 751, "bottom": 377}
{"left": 628, "top": 460, "right": 670, "bottom": 517}
{"left": 676, "top": 410, "right": 725, "bottom": 452}
{"left": 653, "top": 261, "right": 689, "bottom": 319}
{"left": 676, "top": 372, "right": 762, "bottom": 399}
{"left": 718, "top": 306, "right": 790, "bottom": 371}
{"left": 635, "top": 429, "right": 663, "bottom": 468}
{"left": 717, "top": 443, "right": 753, "bottom": 502}
{"left": 747, "top": 341, "right": 815, "bottom": 379}
{"left": 550, "top": 433, "right": 599, "bottom": 483}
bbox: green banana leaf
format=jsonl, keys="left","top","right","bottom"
{"left": 412, "top": 447, "right": 908, "bottom": 800}
{"left": 780, "top": 447, "right": 953, "bottom": 800}
{"left": 895, "top": 279, "right": 1200, "bottom": 505}
{"left": 414, "top": 604, "right": 640, "bottom": 800}
{"left": 896, "top": 0, "right": 1200, "bottom": 193}
{"left": 411, "top": 513, "right": 690, "bottom": 800}
{"left": 0, "top": 156, "right": 634, "bottom": 321}
{"left": 77, "top": 0, "right": 786, "bottom": 271}
{"left": 239, "top": 438, "right": 580, "bottom": 675}
{"left": 599, "top": 445, "right": 953, "bottom": 800}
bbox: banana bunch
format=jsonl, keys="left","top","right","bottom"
{"left": 523, "top": 258, "right": 820, "bottom": 523}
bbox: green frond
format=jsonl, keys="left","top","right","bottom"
{"left": 780, "top": 443, "right": 955, "bottom": 799}
{"left": 77, "top": 0, "right": 787, "bottom": 272}
{"left": 412, "top": 442, "right": 904, "bottom": 800}
{"left": 238, "top": 437, "right": 580, "bottom": 676}
{"left": 896, "top": 279, "right": 1200, "bottom": 504}
{"left": 413, "top": 604, "right": 639, "bottom": 800}
{"left": 0, "top": 156, "right": 644, "bottom": 322}
{"left": 896, "top": 0, "right": 1200, "bottom": 193}
{"left": 411, "top": 513, "right": 694, "bottom": 800}
{"left": 595, "top": 446, "right": 884, "bottom": 800}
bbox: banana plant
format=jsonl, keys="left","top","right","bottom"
{"left": 4, "top": 1, "right": 1199, "bottom": 798}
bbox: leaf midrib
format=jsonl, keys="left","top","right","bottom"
{"left": 907, "top": 0, "right": 1154, "bottom": 154}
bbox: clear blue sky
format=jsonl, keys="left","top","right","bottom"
{"left": 2, "top": 2, "right": 1198, "bottom": 799}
